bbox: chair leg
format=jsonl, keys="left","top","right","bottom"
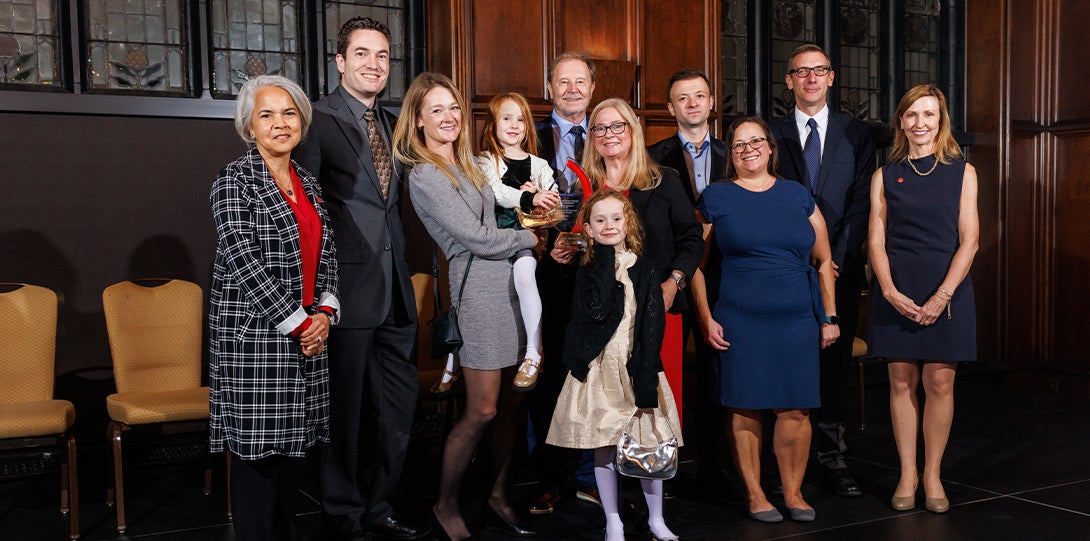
{"left": 858, "top": 358, "right": 867, "bottom": 431}
{"left": 109, "top": 421, "right": 127, "bottom": 533}
{"left": 203, "top": 455, "right": 213, "bottom": 496}
{"left": 67, "top": 432, "right": 80, "bottom": 539}
{"left": 225, "top": 451, "right": 233, "bottom": 520}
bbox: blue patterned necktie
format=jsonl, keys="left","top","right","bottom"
{"left": 803, "top": 117, "right": 821, "bottom": 192}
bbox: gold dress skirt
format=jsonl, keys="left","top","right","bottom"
{"left": 546, "top": 251, "right": 683, "bottom": 450}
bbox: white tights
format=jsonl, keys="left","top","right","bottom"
{"left": 512, "top": 254, "right": 543, "bottom": 365}
{"left": 593, "top": 447, "right": 676, "bottom": 541}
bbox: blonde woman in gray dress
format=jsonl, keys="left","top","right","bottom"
{"left": 393, "top": 72, "right": 539, "bottom": 541}
{"left": 547, "top": 190, "right": 682, "bottom": 541}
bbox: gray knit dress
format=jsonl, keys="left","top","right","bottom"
{"left": 409, "top": 163, "right": 537, "bottom": 370}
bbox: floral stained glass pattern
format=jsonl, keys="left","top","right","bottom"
{"left": 0, "top": 0, "right": 60, "bottom": 86}
{"left": 720, "top": 0, "right": 747, "bottom": 116}
{"left": 838, "top": 0, "right": 880, "bottom": 120}
{"left": 209, "top": 0, "right": 300, "bottom": 97}
{"left": 84, "top": 0, "right": 188, "bottom": 93}
{"left": 904, "top": 0, "right": 938, "bottom": 89}
{"left": 323, "top": 0, "right": 406, "bottom": 100}
{"left": 770, "top": 0, "right": 816, "bottom": 116}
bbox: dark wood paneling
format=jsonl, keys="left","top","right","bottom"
{"left": 1008, "top": 0, "right": 1038, "bottom": 123}
{"left": 1056, "top": 0, "right": 1090, "bottom": 122}
{"left": 1006, "top": 133, "right": 1043, "bottom": 366}
{"left": 640, "top": 1, "right": 713, "bottom": 110}
{"left": 1052, "top": 131, "right": 1090, "bottom": 371}
{"left": 553, "top": 0, "right": 633, "bottom": 60}
{"left": 470, "top": 0, "right": 546, "bottom": 100}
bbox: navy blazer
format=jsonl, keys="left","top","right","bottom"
{"left": 647, "top": 133, "right": 729, "bottom": 205}
{"left": 536, "top": 116, "right": 560, "bottom": 171}
{"left": 771, "top": 110, "right": 875, "bottom": 282}
{"left": 295, "top": 86, "right": 417, "bottom": 328}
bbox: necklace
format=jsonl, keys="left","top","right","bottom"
{"left": 907, "top": 155, "right": 940, "bottom": 176}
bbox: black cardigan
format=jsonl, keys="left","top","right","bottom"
{"left": 561, "top": 245, "right": 666, "bottom": 408}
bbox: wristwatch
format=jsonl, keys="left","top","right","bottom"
{"left": 823, "top": 315, "right": 841, "bottom": 326}
{"left": 670, "top": 271, "right": 687, "bottom": 291}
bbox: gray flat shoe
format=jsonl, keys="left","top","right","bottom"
{"left": 787, "top": 507, "right": 816, "bottom": 522}
{"left": 748, "top": 508, "right": 784, "bottom": 523}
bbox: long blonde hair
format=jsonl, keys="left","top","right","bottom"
{"left": 392, "top": 72, "right": 487, "bottom": 190}
{"left": 581, "top": 98, "right": 661, "bottom": 192}
{"left": 888, "top": 83, "right": 963, "bottom": 165}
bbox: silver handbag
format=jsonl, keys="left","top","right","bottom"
{"left": 615, "top": 410, "right": 678, "bottom": 480}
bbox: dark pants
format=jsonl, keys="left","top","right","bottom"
{"left": 231, "top": 454, "right": 308, "bottom": 541}
{"left": 684, "top": 308, "right": 727, "bottom": 480}
{"left": 321, "top": 300, "right": 418, "bottom": 537}
{"left": 813, "top": 270, "right": 864, "bottom": 471}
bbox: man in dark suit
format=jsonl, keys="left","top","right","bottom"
{"left": 528, "top": 52, "right": 600, "bottom": 515}
{"left": 294, "top": 17, "right": 426, "bottom": 541}
{"left": 770, "top": 44, "right": 876, "bottom": 498}
{"left": 647, "top": 68, "right": 730, "bottom": 499}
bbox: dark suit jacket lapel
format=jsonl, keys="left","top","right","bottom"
{"left": 661, "top": 138, "right": 698, "bottom": 203}
{"left": 817, "top": 113, "right": 847, "bottom": 197}
{"left": 710, "top": 138, "right": 728, "bottom": 183}
{"left": 536, "top": 117, "right": 558, "bottom": 167}
{"left": 778, "top": 114, "right": 806, "bottom": 187}
{"left": 327, "top": 88, "right": 387, "bottom": 203}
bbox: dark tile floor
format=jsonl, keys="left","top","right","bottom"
{"left": 4, "top": 366, "right": 1090, "bottom": 541}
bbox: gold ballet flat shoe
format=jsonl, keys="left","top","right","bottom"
{"left": 925, "top": 496, "right": 950, "bottom": 514}
{"left": 430, "top": 368, "right": 458, "bottom": 395}
{"left": 512, "top": 358, "right": 542, "bottom": 392}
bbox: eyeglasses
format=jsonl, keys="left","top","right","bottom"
{"left": 788, "top": 65, "right": 832, "bottom": 78}
{"left": 730, "top": 137, "right": 768, "bottom": 154}
{"left": 589, "top": 121, "right": 629, "bottom": 137}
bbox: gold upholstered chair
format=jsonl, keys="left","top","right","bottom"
{"left": 101, "top": 279, "right": 212, "bottom": 533}
{"left": 0, "top": 283, "right": 79, "bottom": 539}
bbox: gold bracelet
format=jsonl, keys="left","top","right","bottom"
{"left": 938, "top": 287, "right": 954, "bottom": 298}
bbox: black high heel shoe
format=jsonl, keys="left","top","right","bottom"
{"left": 429, "top": 507, "right": 473, "bottom": 541}
{"left": 483, "top": 502, "right": 537, "bottom": 537}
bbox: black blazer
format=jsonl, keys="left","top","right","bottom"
{"left": 647, "top": 133, "right": 729, "bottom": 205}
{"left": 294, "top": 86, "right": 417, "bottom": 328}
{"left": 628, "top": 167, "right": 704, "bottom": 312}
{"left": 535, "top": 116, "right": 560, "bottom": 171}
{"left": 563, "top": 245, "right": 665, "bottom": 409}
{"left": 771, "top": 110, "right": 875, "bottom": 287}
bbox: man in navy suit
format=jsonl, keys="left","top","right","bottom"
{"left": 647, "top": 68, "right": 730, "bottom": 498}
{"left": 771, "top": 44, "right": 875, "bottom": 498}
{"left": 295, "top": 17, "right": 426, "bottom": 541}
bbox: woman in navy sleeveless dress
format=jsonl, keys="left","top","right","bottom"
{"left": 868, "top": 85, "right": 979, "bottom": 514}
{"left": 696, "top": 117, "right": 840, "bottom": 523}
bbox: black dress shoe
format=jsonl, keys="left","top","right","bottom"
{"left": 825, "top": 469, "right": 863, "bottom": 497}
{"left": 483, "top": 503, "right": 537, "bottom": 537}
{"left": 368, "top": 515, "right": 430, "bottom": 540}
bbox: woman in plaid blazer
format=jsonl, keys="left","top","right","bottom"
{"left": 209, "top": 75, "right": 340, "bottom": 541}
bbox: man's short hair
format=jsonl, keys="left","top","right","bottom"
{"left": 787, "top": 43, "right": 830, "bottom": 69}
{"left": 666, "top": 68, "right": 711, "bottom": 101}
{"left": 336, "top": 17, "right": 391, "bottom": 58}
{"left": 547, "top": 52, "right": 596, "bottom": 83}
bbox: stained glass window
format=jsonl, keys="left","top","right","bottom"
{"left": 208, "top": 0, "right": 300, "bottom": 98}
{"left": 720, "top": 0, "right": 747, "bottom": 116}
{"left": 904, "top": 0, "right": 939, "bottom": 89}
{"left": 84, "top": 0, "right": 189, "bottom": 93}
{"left": 323, "top": 0, "right": 407, "bottom": 100}
{"left": 770, "top": 0, "right": 817, "bottom": 116}
{"left": 838, "top": 0, "right": 880, "bottom": 121}
{"left": 0, "top": 0, "right": 60, "bottom": 87}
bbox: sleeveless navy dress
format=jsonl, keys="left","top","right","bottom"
{"left": 697, "top": 180, "right": 823, "bottom": 409}
{"left": 867, "top": 155, "right": 976, "bottom": 362}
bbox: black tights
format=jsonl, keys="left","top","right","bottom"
{"left": 231, "top": 453, "right": 308, "bottom": 541}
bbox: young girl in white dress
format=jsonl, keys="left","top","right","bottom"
{"left": 429, "top": 92, "right": 559, "bottom": 394}
{"left": 546, "top": 190, "right": 682, "bottom": 541}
